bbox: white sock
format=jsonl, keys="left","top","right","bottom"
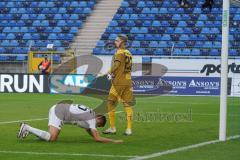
{"left": 26, "top": 125, "right": 51, "bottom": 141}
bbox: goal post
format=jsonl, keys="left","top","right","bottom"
{"left": 219, "top": 0, "right": 230, "bottom": 141}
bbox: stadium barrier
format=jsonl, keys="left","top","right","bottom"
{"left": 0, "top": 73, "right": 233, "bottom": 96}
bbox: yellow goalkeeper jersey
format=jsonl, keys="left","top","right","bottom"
{"left": 111, "top": 48, "right": 132, "bottom": 86}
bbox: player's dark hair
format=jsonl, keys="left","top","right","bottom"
{"left": 97, "top": 114, "right": 107, "bottom": 127}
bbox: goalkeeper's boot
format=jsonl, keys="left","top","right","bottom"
{"left": 124, "top": 128, "right": 132, "bottom": 136}
{"left": 17, "top": 122, "right": 29, "bottom": 139}
{"left": 102, "top": 127, "right": 116, "bottom": 134}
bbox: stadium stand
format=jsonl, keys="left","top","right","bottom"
{"left": 93, "top": 0, "right": 240, "bottom": 56}
{"left": 0, "top": 0, "right": 97, "bottom": 61}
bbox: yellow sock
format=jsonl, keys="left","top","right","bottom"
{"left": 125, "top": 107, "right": 133, "bottom": 130}
{"left": 108, "top": 104, "right": 116, "bottom": 129}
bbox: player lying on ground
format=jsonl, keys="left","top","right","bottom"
{"left": 17, "top": 102, "right": 123, "bottom": 143}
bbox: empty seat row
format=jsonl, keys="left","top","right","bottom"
{"left": 109, "top": 20, "right": 223, "bottom": 27}
{"left": 93, "top": 47, "right": 239, "bottom": 57}
{"left": 1, "top": 27, "right": 78, "bottom": 34}
{"left": 0, "top": 1, "right": 95, "bottom": 8}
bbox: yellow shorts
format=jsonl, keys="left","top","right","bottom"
{"left": 108, "top": 84, "right": 133, "bottom": 106}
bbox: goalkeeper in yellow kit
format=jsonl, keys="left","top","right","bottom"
{"left": 103, "top": 34, "right": 134, "bottom": 136}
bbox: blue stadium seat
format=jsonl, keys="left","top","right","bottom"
{"left": 172, "top": 14, "right": 181, "bottom": 20}
{"left": 159, "top": 8, "right": 168, "bottom": 14}
{"left": 143, "top": 20, "right": 152, "bottom": 27}
{"left": 205, "top": 21, "right": 215, "bottom": 27}
{"left": 53, "top": 27, "right": 62, "bottom": 33}
{"left": 175, "top": 41, "right": 186, "bottom": 48}
{"left": 161, "top": 34, "right": 171, "bottom": 41}
{"left": 6, "top": 33, "right": 15, "bottom": 40}
{"left": 179, "top": 34, "right": 189, "bottom": 41}
{"left": 182, "top": 14, "right": 190, "bottom": 20}
{"left": 135, "top": 34, "right": 144, "bottom": 40}
{"left": 195, "top": 41, "right": 203, "bottom": 47}
{"left": 149, "top": 41, "right": 158, "bottom": 48}
{"left": 175, "top": 28, "right": 184, "bottom": 34}
{"left": 145, "top": 34, "right": 155, "bottom": 41}
{"left": 210, "top": 49, "right": 220, "bottom": 56}
{"left": 161, "top": 21, "right": 170, "bottom": 27}
{"left": 166, "top": 27, "right": 174, "bottom": 34}
{"left": 142, "top": 8, "right": 151, "bottom": 14}
{"left": 173, "top": 48, "right": 182, "bottom": 56}
{"left": 198, "top": 14, "right": 208, "bottom": 21}
{"left": 0, "top": 55, "right": 9, "bottom": 61}
{"left": 136, "top": 1, "right": 144, "bottom": 8}
{"left": 229, "top": 49, "right": 237, "bottom": 56}
{"left": 196, "top": 21, "right": 205, "bottom": 27}
{"left": 211, "top": 28, "right": 220, "bottom": 34}
{"left": 109, "top": 34, "right": 117, "bottom": 40}
{"left": 57, "top": 20, "right": 67, "bottom": 27}
{"left": 213, "top": 41, "right": 222, "bottom": 48}
{"left": 178, "top": 21, "right": 187, "bottom": 27}
{"left": 109, "top": 21, "right": 118, "bottom": 27}
{"left": 23, "top": 33, "right": 32, "bottom": 40}
{"left": 0, "top": 33, "right": 6, "bottom": 40}
{"left": 154, "top": 48, "right": 164, "bottom": 55}
{"left": 121, "top": 14, "right": 129, "bottom": 20}
{"left": 191, "top": 48, "right": 201, "bottom": 56}
{"left": 32, "top": 33, "right": 40, "bottom": 40}
{"left": 49, "top": 33, "right": 57, "bottom": 40}
{"left": 126, "top": 20, "right": 135, "bottom": 27}
{"left": 203, "top": 41, "right": 213, "bottom": 48}
{"left": 131, "top": 41, "right": 140, "bottom": 47}
{"left": 184, "top": 28, "right": 193, "bottom": 34}
{"left": 201, "top": 28, "right": 210, "bottom": 34}
{"left": 45, "top": 27, "right": 53, "bottom": 33}
{"left": 130, "top": 14, "right": 138, "bottom": 20}
{"left": 53, "top": 40, "right": 61, "bottom": 47}
{"left": 193, "top": 8, "right": 201, "bottom": 13}
{"left": 80, "top": 2, "right": 87, "bottom": 7}
{"left": 0, "top": 47, "right": 6, "bottom": 54}
{"left": 69, "top": 27, "right": 78, "bottom": 34}
{"left": 159, "top": 41, "right": 168, "bottom": 48}
{"left": 96, "top": 40, "right": 105, "bottom": 47}
{"left": 152, "top": 21, "right": 161, "bottom": 27}
{"left": 182, "top": 49, "right": 191, "bottom": 55}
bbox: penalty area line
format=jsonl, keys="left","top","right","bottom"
{"left": 0, "top": 118, "right": 48, "bottom": 125}
{"left": 129, "top": 135, "right": 240, "bottom": 160}
{"left": 0, "top": 150, "right": 139, "bottom": 158}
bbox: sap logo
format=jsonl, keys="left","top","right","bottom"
{"left": 200, "top": 63, "right": 240, "bottom": 76}
{"left": 0, "top": 74, "right": 44, "bottom": 93}
{"left": 189, "top": 80, "right": 219, "bottom": 88}
{"left": 50, "top": 75, "right": 94, "bottom": 94}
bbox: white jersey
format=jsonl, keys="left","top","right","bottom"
{"left": 48, "top": 103, "right": 96, "bottom": 130}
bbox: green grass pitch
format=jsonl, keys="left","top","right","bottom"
{"left": 0, "top": 93, "right": 239, "bottom": 160}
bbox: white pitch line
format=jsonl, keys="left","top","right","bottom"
{"left": 0, "top": 118, "right": 48, "bottom": 125}
{"left": 0, "top": 150, "right": 138, "bottom": 158}
{"left": 0, "top": 111, "right": 124, "bottom": 125}
{"left": 136, "top": 101, "right": 211, "bottom": 105}
{"left": 129, "top": 135, "right": 240, "bottom": 160}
